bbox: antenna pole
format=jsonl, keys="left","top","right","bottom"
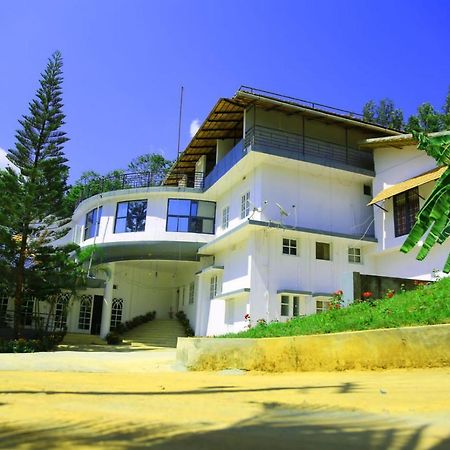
{"left": 177, "top": 86, "right": 184, "bottom": 160}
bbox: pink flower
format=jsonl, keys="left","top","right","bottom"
{"left": 334, "top": 290, "right": 343, "bottom": 296}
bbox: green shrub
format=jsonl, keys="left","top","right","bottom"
{"left": 105, "top": 332, "right": 122, "bottom": 345}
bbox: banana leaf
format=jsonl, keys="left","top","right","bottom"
{"left": 400, "top": 132, "right": 450, "bottom": 273}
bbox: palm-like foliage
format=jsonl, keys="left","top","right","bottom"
{"left": 400, "top": 132, "right": 450, "bottom": 273}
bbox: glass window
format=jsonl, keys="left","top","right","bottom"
{"left": 110, "top": 298, "right": 124, "bottom": 329}
{"left": 282, "top": 238, "right": 297, "bottom": 256}
{"left": 114, "top": 200, "right": 147, "bottom": 233}
{"left": 78, "top": 295, "right": 92, "bottom": 330}
{"left": 241, "top": 192, "right": 250, "bottom": 219}
{"left": 189, "top": 282, "right": 195, "bottom": 304}
{"left": 54, "top": 292, "right": 70, "bottom": 330}
{"left": 209, "top": 275, "right": 218, "bottom": 300}
{"left": 316, "top": 300, "right": 329, "bottom": 314}
{"left": 281, "top": 295, "right": 290, "bottom": 316}
{"left": 393, "top": 188, "right": 420, "bottom": 237}
{"left": 293, "top": 296, "right": 300, "bottom": 316}
{"left": 222, "top": 206, "right": 230, "bottom": 230}
{"left": 316, "top": 242, "right": 331, "bottom": 261}
{"left": 84, "top": 206, "right": 102, "bottom": 241}
{"left": 348, "top": 247, "right": 362, "bottom": 263}
{"left": 0, "top": 295, "right": 9, "bottom": 325}
{"left": 167, "top": 199, "right": 216, "bottom": 234}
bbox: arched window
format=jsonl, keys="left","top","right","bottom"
{"left": 110, "top": 298, "right": 124, "bottom": 329}
{"left": 78, "top": 295, "right": 92, "bottom": 330}
{"left": 54, "top": 292, "right": 71, "bottom": 330}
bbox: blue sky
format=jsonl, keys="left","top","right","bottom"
{"left": 0, "top": 0, "right": 449, "bottom": 181}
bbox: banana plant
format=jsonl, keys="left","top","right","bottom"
{"left": 400, "top": 131, "right": 450, "bottom": 273}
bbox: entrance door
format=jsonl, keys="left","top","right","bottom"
{"left": 91, "top": 295, "right": 103, "bottom": 335}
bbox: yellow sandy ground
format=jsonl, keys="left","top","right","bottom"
{"left": 0, "top": 354, "right": 449, "bottom": 449}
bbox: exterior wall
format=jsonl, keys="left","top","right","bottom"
{"left": 371, "top": 145, "right": 447, "bottom": 280}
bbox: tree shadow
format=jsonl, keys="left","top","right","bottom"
{"left": 0, "top": 403, "right": 447, "bottom": 450}
{"left": 0, "top": 381, "right": 361, "bottom": 397}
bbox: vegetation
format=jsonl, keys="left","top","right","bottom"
{"left": 224, "top": 278, "right": 450, "bottom": 338}
{"left": 363, "top": 86, "right": 450, "bottom": 131}
{"left": 0, "top": 52, "right": 87, "bottom": 338}
{"left": 175, "top": 310, "right": 194, "bottom": 337}
{"left": 401, "top": 132, "right": 450, "bottom": 273}
{"left": 0, "top": 331, "right": 66, "bottom": 353}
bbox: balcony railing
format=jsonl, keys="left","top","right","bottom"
{"left": 76, "top": 171, "right": 204, "bottom": 204}
{"left": 244, "top": 125, "right": 374, "bottom": 173}
{"left": 203, "top": 140, "right": 245, "bottom": 190}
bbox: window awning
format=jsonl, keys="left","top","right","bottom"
{"left": 368, "top": 166, "right": 447, "bottom": 205}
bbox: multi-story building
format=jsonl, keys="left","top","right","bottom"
{"left": 3, "top": 87, "right": 447, "bottom": 337}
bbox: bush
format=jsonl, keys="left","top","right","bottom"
{"left": 105, "top": 332, "right": 122, "bottom": 345}
{"left": 175, "top": 310, "right": 195, "bottom": 337}
{"left": 0, "top": 331, "right": 66, "bottom": 353}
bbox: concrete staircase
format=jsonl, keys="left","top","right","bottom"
{"left": 122, "top": 319, "right": 187, "bottom": 348}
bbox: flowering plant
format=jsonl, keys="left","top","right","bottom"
{"left": 244, "top": 313, "right": 251, "bottom": 329}
{"left": 329, "top": 290, "right": 343, "bottom": 310}
{"left": 385, "top": 289, "right": 395, "bottom": 299}
{"left": 362, "top": 291, "right": 373, "bottom": 299}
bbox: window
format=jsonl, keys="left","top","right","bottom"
{"left": 316, "top": 300, "right": 329, "bottom": 313}
{"left": 84, "top": 206, "right": 103, "bottom": 240}
{"left": 316, "top": 242, "right": 331, "bottom": 260}
{"left": 240, "top": 192, "right": 250, "bottom": 219}
{"left": 293, "top": 296, "right": 300, "bottom": 316}
{"left": 54, "top": 292, "right": 70, "bottom": 330}
{"left": 222, "top": 206, "right": 230, "bottom": 229}
{"left": 166, "top": 199, "right": 215, "bottom": 234}
{"left": 348, "top": 247, "right": 362, "bottom": 263}
{"left": 281, "top": 295, "right": 290, "bottom": 316}
{"left": 393, "top": 188, "right": 420, "bottom": 237}
{"left": 78, "top": 295, "right": 92, "bottom": 330}
{"left": 189, "top": 282, "right": 195, "bottom": 304}
{"left": 363, "top": 184, "right": 372, "bottom": 196}
{"left": 0, "top": 295, "right": 9, "bottom": 325}
{"left": 282, "top": 238, "right": 298, "bottom": 256}
{"left": 181, "top": 286, "right": 185, "bottom": 306}
{"left": 23, "top": 298, "right": 34, "bottom": 326}
{"left": 110, "top": 298, "right": 124, "bottom": 329}
{"left": 114, "top": 200, "right": 147, "bottom": 233}
{"left": 209, "top": 275, "right": 218, "bottom": 300}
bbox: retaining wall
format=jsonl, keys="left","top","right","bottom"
{"left": 176, "top": 324, "right": 450, "bottom": 372}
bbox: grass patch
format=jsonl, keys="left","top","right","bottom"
{"left": 224, "top": 277, "right": 450, "bottom": 338}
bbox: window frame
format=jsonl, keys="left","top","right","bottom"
{"left": 280, "top": 295, "right": 290, "bottom": 317}
{"left": 316, "top": 300, "right": 330, "bottom": 314}
{"left": 114, "top": 199, "right": 147, "bottom": 233}
{"left": 282, "top": 238, "right": 298, "bottom": 256}
{"left": 166, "top": 198, "right": 216, "bottom": 235}
{"left": 393, "top": 187, "right": 420, "bottom": 237}
{"left": 189, "top": 282, "right": 195, "bottom": 304}
{"left": 209, "top": 275, "right": 218, "bottom": 300}
{"left": 110, "top": 298, "right": 124, "bottom": 329}
{"left": 222, "top": 205, "right": 230, "bottom": 230}
{"left": 84, "top": 206, "right": 103, "bottom": 241}
{"left": 348, "top": 247, "right": 362, "bottom": 264}
{"left": 240, "top": 192, "right": 250, "bottom": 219}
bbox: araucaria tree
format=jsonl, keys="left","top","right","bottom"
{"left": 0, "top": 52, "right": 82, "bottom": 337}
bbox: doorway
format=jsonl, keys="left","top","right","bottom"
{"left": 91, "top": 295, "right": 103, "bottom": 335}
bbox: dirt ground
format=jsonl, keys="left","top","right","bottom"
{"left": 0, "top": 350, "right": 449, "bottom": 449}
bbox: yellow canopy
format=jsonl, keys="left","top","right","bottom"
{"left": 368, "top": 166, "right": 447, "bottom": 205}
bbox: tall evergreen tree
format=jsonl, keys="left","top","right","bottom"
{"left": 0, "top": 52, "right": 81, "bottom": 336}
{"left": 362, "top": 98, "right": 404, "bottom": 130}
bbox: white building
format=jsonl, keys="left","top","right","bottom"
{"left": 4, "top": 88, "right": 447, "bottom": 337}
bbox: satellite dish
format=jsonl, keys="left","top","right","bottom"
{"left": 275, "top": 202, "right": 289, "bottom": 217}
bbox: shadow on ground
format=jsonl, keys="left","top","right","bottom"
{"left": 0, "top": 402, "right": 448, "bottom": 450}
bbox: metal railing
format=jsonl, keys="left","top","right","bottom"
{"left": 203, "top": 140, "right": 245, "bottom": 190}
{"left": 244, "top": 125, "right": 374, "bottom": 172}
{"left": 239, "top": 86, "right": 366, "bottom": 120}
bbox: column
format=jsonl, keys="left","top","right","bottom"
{"left": 100, "top": 263, "right": 115, "bottom": 338}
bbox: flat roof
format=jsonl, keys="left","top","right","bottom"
{"left": 360, "top": 130, "right": 450, "bottom": 149}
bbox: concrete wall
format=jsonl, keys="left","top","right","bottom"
{"left": 177, "top": 324, "right": 450, "bottom": 372}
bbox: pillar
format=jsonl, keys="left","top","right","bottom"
{"left": 100, "top": 263, "right": 115, "bottom": 338}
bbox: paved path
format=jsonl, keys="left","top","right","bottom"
{"left": 0, "top": 349, "right": 449, "bottom": 449}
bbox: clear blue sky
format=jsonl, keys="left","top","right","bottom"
{"left": 0, "top": 0, "right": 449, "bottom": 182}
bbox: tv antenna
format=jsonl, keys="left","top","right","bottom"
{"left": 275, "top": 202, "right": 296, "bottom": 224}
{"left": 177, "top": 86, "right": 184, "bottom": 160}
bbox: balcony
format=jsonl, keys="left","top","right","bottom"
{"left": 77, "top": 171, "right": 204, "bottom": 204}
{"left": 203, "top": 140, "right": 246, "bottom": 190}
{"left": 244, "top": 125, "right": 374, "bottom": 174}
